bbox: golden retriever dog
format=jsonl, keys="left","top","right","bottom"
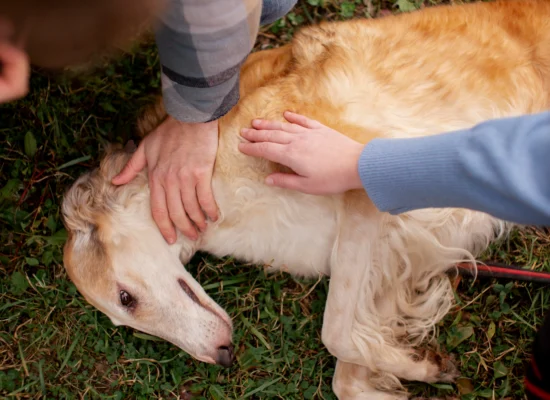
{"left": 61, "top": 0, "right": 550, "bottom": 398}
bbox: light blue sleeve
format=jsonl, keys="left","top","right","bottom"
{"left": 358, "top": 111, "right": 550, "bottom": 226}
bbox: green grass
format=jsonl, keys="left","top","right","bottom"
{"left": 1, "top": 0, "right": 549, "bottom": 399}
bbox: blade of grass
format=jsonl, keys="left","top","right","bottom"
{"left": 56, "top": 155, "right": 91, "bottom": 170}
{"left": 55, "top": 329, "right": 82, "bottom": 378}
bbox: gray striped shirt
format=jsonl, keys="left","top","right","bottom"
{"left": 155, "top": 0, "right": 262, "bottom": 123}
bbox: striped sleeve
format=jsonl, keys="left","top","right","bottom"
{"left": 155, "top": 0, "right": 262, "bottom": 123}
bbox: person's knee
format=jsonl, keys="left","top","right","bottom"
{"left": 260, "top": 0, "right": 298, "bottom": 25}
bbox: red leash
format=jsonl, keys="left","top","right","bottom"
{"left": 456, "top": 262, "right": 550, "bottom": 284}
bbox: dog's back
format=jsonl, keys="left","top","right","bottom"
{"left": 224, "top": 0, "right": 550, "bottom": 146}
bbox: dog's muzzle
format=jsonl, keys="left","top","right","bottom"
{"left": 216, "top": 345, "right": 235, "bottom": 367}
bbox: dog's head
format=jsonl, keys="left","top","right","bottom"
{"left": 60, "top": 144, "right": 234, "bottom": 367}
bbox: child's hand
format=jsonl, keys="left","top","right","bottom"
{"left": 238, "top": 111, "right": 365, "bottom": 195}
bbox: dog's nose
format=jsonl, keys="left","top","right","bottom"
{"left": 216, "top": 345, "right": 235, "bottom": 368}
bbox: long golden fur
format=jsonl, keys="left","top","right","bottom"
{"left": 61, "top": 1, "right": 550, "bottom": 398}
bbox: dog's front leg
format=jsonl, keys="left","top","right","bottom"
{"left": 321, "top": 203, "right": 381, "bottom": 365}
{"left": 322, "top": 233, "right": 426, "bottom": 370}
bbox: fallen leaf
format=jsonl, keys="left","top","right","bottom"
{"left": 494, "top": 361, "right": 509, "bottom": 379}
{"left": 456, "top": 377, "right": 474, "bottom": 394}
{"left": 487, "top": 321, "right": 496, "bottom": 340}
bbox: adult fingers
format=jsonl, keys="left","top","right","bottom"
{"left": 238, "top": 141, "right": 289, "bottom": 165}
{"left": 112, "top": 144, "right": 146, "bottom": 185}
{"left": 180, "top": 181, "right": 206, "bottom": 234}
{"left": 196, "top": 171, "right": 219, "bottom": 223}
{"left": 165, "top": 182, "right": 197, "bottom": 240}
{"left": 150, "top": 178, "right": 177, "bottom": 244}
{"left": 240, "top": 127, "right": 293, "bottom": 144}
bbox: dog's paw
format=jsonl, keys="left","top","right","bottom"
{"left": 412, "top": 349, "right": 459, "bottom": 383}
{"left": 436, "top": 353, "right": 459, "bottom": 383}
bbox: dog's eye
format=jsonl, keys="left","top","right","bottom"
{"left": 119, "top": 290, "right": 135, "bottom": 308}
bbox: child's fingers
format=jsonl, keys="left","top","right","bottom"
{"left": 283, "top": 111, "right": 323, "bottom": 129}
{"left": 251, "top": 117, "right": 306, "bottom": 133}
{"left": 240, "top": 128, "right": 293, "bottom": 144}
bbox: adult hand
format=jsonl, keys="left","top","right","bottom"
{"left": 112, "top": 116, "right": 219, "bottom": 243}
{"left": 238, "top": 111, "right": 365, "bottom": 195}
{"left": 0, "top": 20, "right": 30, "bottom": 103}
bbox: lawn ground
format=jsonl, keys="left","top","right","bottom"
{"left": 1, "top": 0, "right": 549, "bottom": 399}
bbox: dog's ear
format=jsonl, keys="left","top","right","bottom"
{"left": 98, "top": 147, "right": 135, "bottom": 183}
{"left": 61, "top": 170, "right": 103, "bottom": 234}
{"left": 62, "top": 148, "right": 145, "bottom": 240}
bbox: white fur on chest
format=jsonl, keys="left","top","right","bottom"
{"left": 201, "top": 179, "right": 338, "bottom": 278}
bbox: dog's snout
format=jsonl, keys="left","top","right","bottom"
{"left": 178, "top": 278, "right": 200, "bottom": 305}
{"left": 216, "top": 345, "right": 235, "bottom": 368}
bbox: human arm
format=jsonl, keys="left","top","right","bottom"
{"left": 154, "top": 0, "right": 262, "bottom": 124}
{"left": 112, "top": 0, "right": 262, "bottom": 243}
{"left": 358, "top": 111, "right": 550, "bottom": 226}
{"left": 239, "top": 111, "right": 550, "bottom": 226}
